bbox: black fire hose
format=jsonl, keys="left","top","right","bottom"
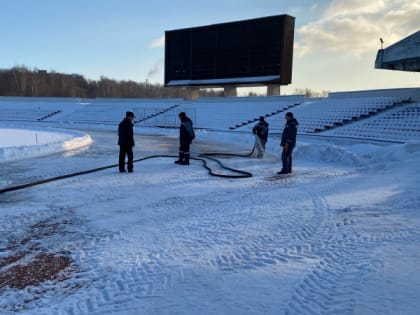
{"left": 0, "top": 147, "right": 255, "bottom": 195}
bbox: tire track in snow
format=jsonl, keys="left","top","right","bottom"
{"left": 3, "top": 131, "right": 417, "bottom": 314}
{"left": 284, "top": 204, "right": 419, "bottom": 315}
{"left": 203, "top": 191, "right": 330, "bottom": 270}
{"left": 0, "top": 208, "right": 93, "bottom": 313}
{"left": 1, "top": 159, "right": 359, "bottom": 314}
{"left": 0, "top": 205, "right": 186, "bottom": 314}
{"left": 146, "top": 183, "right": 332, "bottom": 271}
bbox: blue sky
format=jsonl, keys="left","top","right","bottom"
{"left": 1, "top": 0, "right": 419, "bottom": 94}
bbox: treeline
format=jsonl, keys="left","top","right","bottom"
{"left": 293, "top": 88, "right": 329, "bottom": 98}
{"left": 0, "top": 66, "right": 223, "bottom": 98}
{"left": 0, "top": 66, "right": 328, "bottom": 99}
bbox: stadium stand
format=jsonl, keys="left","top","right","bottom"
{"left": 0, "top": 97, "right": 80, "bottom": 122}
{"left": 323, "top": 101, "right": 420, "bottom": 142}
{"left": 328, "top": 88, "right": 420, "bottom": 101}
{"left": 0, "top": 108, "right": 61, "bottom": 121}
{"left": 59, "top": 98, "right": 182, "bottom": 125}
{"left": 0, "top": 89, "right": 419, "bottom": 143}
{"left": 144, "top": 95, "right": 304, "bottom": 130}
{"left": 255, "top": 96, "right": 411, "bottom": 134}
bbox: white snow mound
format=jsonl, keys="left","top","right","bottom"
{"left": 0, "top": 127, "right": 93, "bottom": 163}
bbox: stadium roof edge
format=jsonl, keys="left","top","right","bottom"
{"left": 165, "top": 14, "right": 295, "bottom": 33}
{"left": 375, "top": 30, "right": 420, "bottom": 72}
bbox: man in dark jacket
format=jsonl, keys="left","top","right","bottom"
{"left": 278, "top": 112, "right": 298, "bottom": 174}
{"left": 175, "top": 112, "right": 195, "bottom": 165}
{"left": 118, "top": 111, "right": 135, "bottom": 173}
{"left": 252, "top": 116, "right": 269, "bottom": 158}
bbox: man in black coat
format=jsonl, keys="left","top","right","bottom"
{"left": 175, "top": 112, "right": 195, "bottom": 165}
{"left": 278, "top": 112, "right": 298, "bottom": 174}
{"left": 118, "top": 111, "right": 135, "bottom": 173}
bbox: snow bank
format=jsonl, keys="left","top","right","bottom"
{"left": 292, "top": 139, "right": 420, "bottom": 170}
{"left": 294, "top": 142, "right": 365, "bottom": 167}
{"left": 0, "top": 127, "right": 93, "bottom": 163}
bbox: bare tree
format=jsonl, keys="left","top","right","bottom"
{"left": 0, "top": 65, "right": 261, "bottom": 99}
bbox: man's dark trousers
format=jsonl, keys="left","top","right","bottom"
{"left": 119, "top": 145, "right": 133, "bottom": 172}
{"left": 281, "top": 146, "right": 294, "bottom": 173}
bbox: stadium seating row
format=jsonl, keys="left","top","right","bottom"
{"left": 0, "top": 91, "right": 418, "bottom": 142}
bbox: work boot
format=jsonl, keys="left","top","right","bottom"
{"left": 175, "top": 152, "right": 184, "bottom": 164}
{"left": 181, "top": 154, "right": 190, "bottom": 165}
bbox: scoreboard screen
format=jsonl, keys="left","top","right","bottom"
{"left": 164, "top": 15, "right": 295, "bottom": 87}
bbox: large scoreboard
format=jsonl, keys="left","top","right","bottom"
{"left": 164, "top": 15, "right": 295, "bottom": 87}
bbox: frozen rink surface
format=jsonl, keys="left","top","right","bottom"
{"left": 0, "top": 127, "right": 419, "bottom": 315}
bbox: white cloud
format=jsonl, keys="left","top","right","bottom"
{"left": 326, "top": 0, "right": 387, "bottom": 16}
{"left": 149, "top": 35, "right": 165, "bottom": 48}
{"left": 296, "top": 0, "right": 420, "bottom": 57}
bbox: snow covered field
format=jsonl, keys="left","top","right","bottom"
{"left": 0, "top": 116, "right": 419, "bottom": 314}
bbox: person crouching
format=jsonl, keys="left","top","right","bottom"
{"left": 252, "top": 116, "right": 269, "bottom": 158}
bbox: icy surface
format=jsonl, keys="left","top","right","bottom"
{"left": 0, "top": 117, "right": 419, "bottom": 314}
